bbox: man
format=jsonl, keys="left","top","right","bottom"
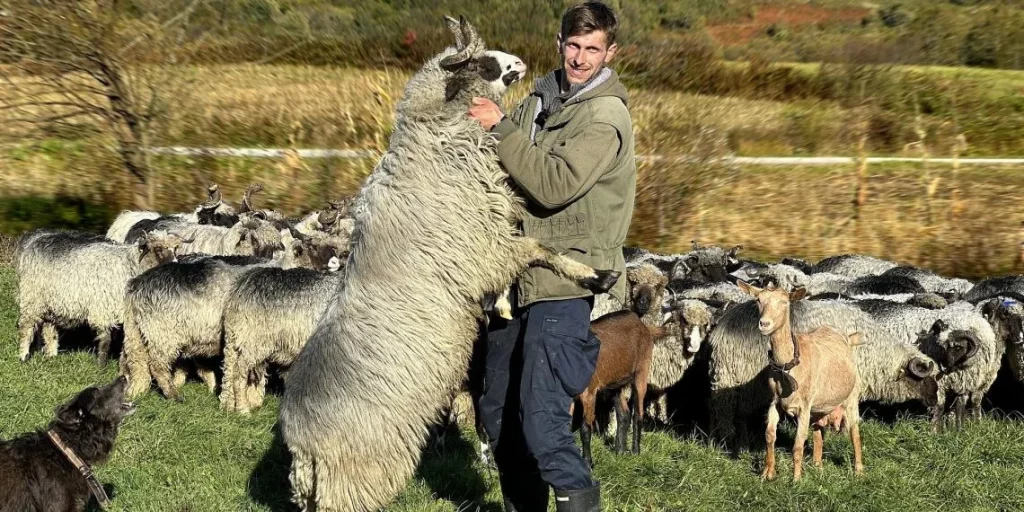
{"left": 468, "top": 2, "right": 636, "bottom": 511}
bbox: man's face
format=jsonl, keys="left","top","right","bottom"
{"left": 558, "top": 30, "right": 617, "bottom": 86}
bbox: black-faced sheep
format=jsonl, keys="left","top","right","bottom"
{"left": 278, "top": 17, "right": 620, "bottom": 512}
{"left": 16, "top": 229, "right": 189, "bottom": 364}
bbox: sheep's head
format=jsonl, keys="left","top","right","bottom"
{"left": 666, "top": 298, "right": 730, "bottom": 355}
{"left": 625, "top": 263, "right": 668, "bottom": 319}
{"left": 671, "top": 242, "right": 742, "bottom": 284}
{"left": 196, "top": 184, "right": 240, "bottom": 227}
{"left": 914, "top": 319, "right": 980, "bottom": 373}
{"left": 280, "top": 228, "right": 349, "bottom": 271}
{"left": 981, "top": 297, "right": 1024, "bottom": 348}
{"left": 439, "top": 16, "right": 526, "bottom": 103}
{"left": 136, "top": 229, "right": 194, "bottom": 266}
{"left": 235, "top": 213, "right": 283, "bottom": 258}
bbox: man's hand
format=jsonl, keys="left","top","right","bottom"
{"left": 468, "top": 97, "right": 504, "bottom": 131}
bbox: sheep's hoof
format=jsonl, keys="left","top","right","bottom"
{"left": 18, "top": 352, "right": 29, "bottom": 363}
{"left": 581, "top": 269, "right": 621, "bottom": 293}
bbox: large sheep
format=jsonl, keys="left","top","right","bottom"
{"left": 880, "top": 265, "right": 973, "bottom": 296}
{"left": 220, "top": 263, "right": 345, "bottom": 414}
{"left": 120, "top": 254, "right": 277, "bottom": 400}
{"left": 855, "top": 299, "right": 1002, "bottom": 426}
{"left": 807, "top": 254, "right": 898, "bottom": 278}
{"left": 708, "top": 298, "right": 941, "bottom": 453}
{"left": 170, "top": 213, "right": 283, "bottom": 258}
{"left": 278, "top": 17, "right": 619, "bottom": 512}
{"left": 16, "top": 229, "right": 188, "bottom": 363}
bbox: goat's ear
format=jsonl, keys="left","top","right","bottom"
{"left": 790, "top": 286, "right": 807, "bottom": 301}
{"left": 736, "top": 279, "right": 761, "bottom": 297}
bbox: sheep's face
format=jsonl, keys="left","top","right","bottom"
{"left": 197, "top": 201, "right": 239, "bottom": 228}
{"left": 137, "top": 230, "right": 192, "bottom": 266}
{"left": 440, "top": 16, "right": 526, "bottom": 103}
{"left": 982, "top": 299, "right": 1024, "bottom": 348}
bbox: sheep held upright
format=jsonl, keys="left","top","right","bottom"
{"left": 278, "top": 17, "right": 620, "bottom": 512}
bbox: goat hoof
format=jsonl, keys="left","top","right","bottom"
{"left": 582, "top": 269, "right": 621, "bottom": 293}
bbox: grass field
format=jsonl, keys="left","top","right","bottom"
{"left": 4, "top": 267, "right": 1024, "bottom": 512}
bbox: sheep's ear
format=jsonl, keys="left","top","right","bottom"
{"left": 790, "top": 286, "right": 807, "bottom": 301}
{"left": 981, "top": 300, "right": 999, "bottom": 322}
{"left": 930, "top": 319, "right": 948, "bottom": 337}
{"left": 670, "top": 258, "right": 691, "bottom": 281}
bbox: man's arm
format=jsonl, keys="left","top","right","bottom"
{"left": 491, "top": 117, "right": 621, "bottom": 210}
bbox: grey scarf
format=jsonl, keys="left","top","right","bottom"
{"left": 529, "top": 67, "right": 611, "bottom": 140}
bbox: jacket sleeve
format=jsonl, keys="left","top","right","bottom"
{"left": 492, "top": 117, "right": 622, "bottom": 210}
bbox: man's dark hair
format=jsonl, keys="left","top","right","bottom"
{"left": 560, "top": 1, "right": 619, "bottom": 47}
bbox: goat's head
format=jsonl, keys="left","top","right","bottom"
{"left": 439, "top": 16, "right": 526, "bottom": 103}
{"left": 737, "top": 279, "right": 805, "bottom": 336}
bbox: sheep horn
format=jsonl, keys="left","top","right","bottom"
{"left": 288, "top": 227, "right": 312, "bottom": 243}
{"left": 691, "top": 239, "right": 700, "bottom": 250}
{"left": 318, "top": 209, "right": 340, "bottom": 226}
{"left": 907, "top": 356, "right": 935, "bottom": 379}
{"left": 439, "top": 15, "right": 481, "bottom": 71}
{"left": 177, "top": 230, "right": 197, "bottom": 244}
{"left": 207, "top": 184, "right": 221, "bottom": 202}
{"left": 443, "top": 16, "right": 464, "bottom": 50}
{"left": 240, "top": 183, "right": 263, "bottom": 213}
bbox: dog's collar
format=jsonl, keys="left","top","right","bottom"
{"left": 47, "top": 430, "right": 111, "bottom": 510}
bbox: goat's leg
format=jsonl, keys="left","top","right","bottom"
{"left": 762, "top": 402, "right": 779, "bottom": 481}
{"left": 580, "top": 394, "right": 596, "bottom": 467}
{"left": 613, "top": 390, "right": 629, "bottom": 454}
{"left": 633, "top": 375, "right": 649, "bottom": 455}
{"left": 515, "top": 238, "right": 620, "bottom": 293}
{"left": 17, "top": 314, "right": 40, "bottom": 362}
{"left": 812, "top": 427, "right": 824, "bottom": 468}
{"left": 793, "top": 408, "right": 811, "bottom": 481}
{"left": 42, "top": 322, "right": 59, "bottom": 357}
{"left": 847, "top": 415, "right": 864, "bottom": 475}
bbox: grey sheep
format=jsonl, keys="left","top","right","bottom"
{"left": 120, "top": 254, "right": 277, "bottom": 400}
{"left": 856, "top": 299, "right": 1001, "bottom": 427}
{"left": 881, "top": 265, "right": 973, "bottom": 296}
{"left": 806, "top": 254, "right": 898, "bottom": 278}
{"left": 278, "top": 17, "right": 618, "bottom": 512}
{"left": 220, "top": 264, "right": 345, "bottom": 415}
{"left": 16, "top": 229, "right": 188, "bottom": 363}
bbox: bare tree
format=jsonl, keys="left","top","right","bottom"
{"left": 0, "top": 0, "right": 199, "bottom": 209}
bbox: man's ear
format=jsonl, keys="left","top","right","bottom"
{"left": 605, "top": 42, "right": 618, "bottom": 64}
{"left": 556, "top": 34, "right": 564, "bottom": 54}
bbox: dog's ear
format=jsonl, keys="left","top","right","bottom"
{"left": 56, "top": 403, "right": 85, "bottom": 427}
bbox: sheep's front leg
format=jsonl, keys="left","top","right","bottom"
{"left": 517, "top": 238, "right": 620, "bottom": 293}
{"left": 94, "top": 325, "right": 112, "bottom": 366}
{"left": 152, "top": 359, "right": 182, "bottom": 402}
{"left": 931, "top": 391, "right": 947, "bottom": 434}
{"left": 793, "top": 407, "right": 811, "bottom": 481}
{"left": 762, "top": 401, "right": 779, "bottom": 481}
{"left": 17, "top": 315, "right": 40, "bottom": 362}
{"left": 198, "top": 366, "right": 218, "bottom": 394}
{"left": 952, "top": 394, "right": 967, "bottom": 430}
{"left": 244, "top": 364, "right": 269, "bottom": 413}
{"left": 42, "top": 323, "right": 59, "bottom": 357}
{"left": 220, "top": 348, "right": 239, "bottom": 411}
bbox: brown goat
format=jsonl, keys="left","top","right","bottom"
{"left": 737, "top": 280, "right": 864, "bottom": 481}
{"left": 577, "top": 310, "right": 665, "bottom": 467}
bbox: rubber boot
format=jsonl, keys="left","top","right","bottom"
{"left": 554, "top": 481, "right": 601, "bottom": 512}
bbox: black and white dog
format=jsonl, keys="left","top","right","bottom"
{"left": 0, "top": 376, "right": 135, "bottom": 512}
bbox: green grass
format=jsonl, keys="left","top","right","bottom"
{"left": 3, "top": 266, "right": 1024, "bottom": 511}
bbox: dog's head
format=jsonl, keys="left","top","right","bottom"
{"left": 54, "top": 376, "right": 136, "bottom": 432}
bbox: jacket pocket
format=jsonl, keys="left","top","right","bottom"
{"left": 540, "top": 315, "right": 601, "bottom": 397}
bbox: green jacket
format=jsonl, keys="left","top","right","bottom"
{"left": 492, "top": 68, "right": 636, "bottom": 308}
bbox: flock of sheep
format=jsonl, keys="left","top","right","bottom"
{"left": 16, "top": 184, "right": 353, "bottom": 416}
{"left": 9, "top": 13, "right": 1024, "bottom": 512}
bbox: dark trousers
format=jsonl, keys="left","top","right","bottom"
{"left": 478, "top": 295, "right": 601, "bottom": 505}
